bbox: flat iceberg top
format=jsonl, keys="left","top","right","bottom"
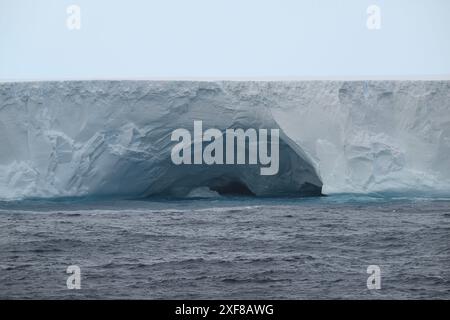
{"left": 0, "top": 80, "right": 449, "bottom": 199}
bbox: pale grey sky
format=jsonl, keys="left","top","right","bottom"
{"left": 1, "top": 0, "right": 449, "bottom": 80}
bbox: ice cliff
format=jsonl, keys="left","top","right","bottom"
{"left": 0, "top": 81, "right": 449, "bottom": 200}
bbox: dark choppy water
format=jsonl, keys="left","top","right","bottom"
{"left": 0, "top": 196, "right": 449, "bottom": 299}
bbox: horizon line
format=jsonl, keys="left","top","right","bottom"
{"left": 2, "top": 75, "right": 450, "bottom": 83}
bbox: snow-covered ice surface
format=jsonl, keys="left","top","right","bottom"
{"left": 0, "top": 81, "right": 449, "bottom": 200}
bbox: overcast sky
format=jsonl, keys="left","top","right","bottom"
{"left": 1, "top": 0, "right": 449, "bottom": 80}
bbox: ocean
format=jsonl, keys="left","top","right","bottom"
{"left": 0, "top": 196, "right": 449, "bottom": 299}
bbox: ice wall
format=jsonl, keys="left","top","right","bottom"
{"left": 0, "top": 81, "right": 449, "bottom": 199}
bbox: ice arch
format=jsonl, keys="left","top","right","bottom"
{"left": 4, "top": 80, "right": 449, "bottom": 199}
{"left": 145, "top": 130, "right": 323, "bottom": 197}
{"left": 0, "top": 81, "right": 323, "bottom": 199}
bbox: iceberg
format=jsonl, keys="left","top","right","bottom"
{"left": 0, "top": 80, "right": 449, "bottom": 200}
